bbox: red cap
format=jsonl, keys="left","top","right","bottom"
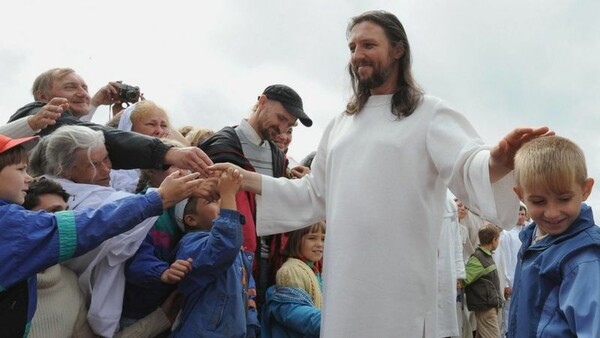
{"left": 0, "top": 134, "right": 39, "bottom": 154}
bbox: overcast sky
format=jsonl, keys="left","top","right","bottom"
{"left": 2, "top": 1, "right": 599, "bottom": 210}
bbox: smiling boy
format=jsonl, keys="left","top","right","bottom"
{"left": 508, "top": 135, "right": 600, "bottom": 337}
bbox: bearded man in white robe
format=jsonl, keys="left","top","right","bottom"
{"left": 211, "top": 10, "right": 552, "bottom": 338}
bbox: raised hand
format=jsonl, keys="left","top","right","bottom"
{"left": 28, "top": 97, "right": 69, "bottom": 130}
{"left": 489, "top": 126, "right": 554, "bottom": 181}
{"left": 90, "top": 81, "right": 121, "bottom": 107}
{"left": 164, "top": 147, "right": 214, "bottom": 177}
{"left": 156, "top": 170, "right": 203, "bottom": 208}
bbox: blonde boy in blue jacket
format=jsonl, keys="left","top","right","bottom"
{"left": 508, "top": 136, "right": 600, "bottom": 337}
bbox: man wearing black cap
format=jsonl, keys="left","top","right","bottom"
{"left": 199, "top": 84, "right": 312, "bottom": 310}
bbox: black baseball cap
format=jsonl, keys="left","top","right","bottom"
{"left": 261, "top": 84, "right": 313, "bottom": 127}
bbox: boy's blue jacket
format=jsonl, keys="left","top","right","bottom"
{"left": 262, "top": 285, "right": 321, "bottom": 338}
{"left": 171, "top": 209, "right": 258, "bottom": 338}
{"left": 0, "top": 192, "right": 163, "bottom": 338}
{"left": 508, "top": 204, "right": 600, "bottom": 337}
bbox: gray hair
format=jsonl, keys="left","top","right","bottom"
{"left": 31, "top": 68, "right": 76, "bottom": 100}
{"left": 35, "top": 125, "right": 105, "bottom": 177}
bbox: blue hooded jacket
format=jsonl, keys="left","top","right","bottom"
{"left": 508, "top": 204, "right": 600, "bottom": 337}
{"left": 171, "top": 209, "right": 258, "bottom": 337}
{"left": 0, "top": 192, "right": 163, "bottom": 338}
{"left": 262, "top": 285, "right": 321, "bottom": 338}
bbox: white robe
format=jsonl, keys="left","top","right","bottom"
{"left": 499, "top": 225, "right": 524, "bottom": 334}
{"left": 436, "top": 193, "right": 466, "bottom": 337}
{"left": 53, "top": 177, "right": 157, "bottom": 337}
{"left": 499, "top": 226, "right": 524, "bottom": 287}
{"left": 257, "top": 95, "right": 519, "bottom": 337}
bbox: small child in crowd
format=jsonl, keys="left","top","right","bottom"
{"left": 462, "top": 224, "right": 503, "bottom": 338}
{"left": 262, "top": 222, "right": 326, "bottom": 338}
{"left": 508, "top": 135, "right": 600, "bottom": 337}
{"left": 171, "top": 167, "right": 260, "bottom": 337}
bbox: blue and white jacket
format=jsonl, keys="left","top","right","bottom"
{"left": 0, "top": 192, "right": 163, "bottom": 338}
{"left": 508, "top": 204, "right": 600, "bottom": 337}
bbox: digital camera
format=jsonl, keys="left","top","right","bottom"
{"left": 117, "top": 82, "right": 141, "bottom": 103}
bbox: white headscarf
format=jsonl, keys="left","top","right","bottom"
{"left": 116, "top": 103, "right": 138, "bottom": 132}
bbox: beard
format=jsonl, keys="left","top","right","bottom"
{"left": 353, "top": 57, "right": 397, "bottom": 89}
{"left": 258, "top": 125, "right": 279, "bottom": 141}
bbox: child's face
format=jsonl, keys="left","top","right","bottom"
{"left": 32, "top": 194, "right": 68, "bottom": 213}
{"left": 0, "top": 162, "right": 32, "bottom": 204}
{"left": 492, "top": 236, "right": 500, "bottom": 251}
{"left": 192, "top": 197, "right": 220, "bottom": 229}
{"left": 300, "top": 231, "right": 325, "bottom": 262}
{"left": 514, "top": 178, "right": 594, "bottom": 236}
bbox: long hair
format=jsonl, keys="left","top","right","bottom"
{"left": 345, "top": 10, "right": 423, "bottom": 118}
{"left": 268, "top": 222, "right": 326, "bottom": 285}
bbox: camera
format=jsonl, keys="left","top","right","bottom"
{"left": 117, "top": 82, "right": 140, "bottom": 103}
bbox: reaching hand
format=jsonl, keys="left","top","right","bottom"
{"left": 156, "top": 170, "right": 203, "bottom": 208}
{"left": 192, "top": 176, "right": 220, "bottom": 201}
{"left": 208, "top": 162, "right": 244, "bottom": 177}
{"left": 290, "top": 165, "right": 310, "bottom": 178}
{"left": 218, "top": 167, "right": 243, "bottom": 197}
{"left": 165, "top": 147, "right": 214, "bottom": 177}
{"left": 28, "top": 97, "right": 69, "bottom": 130}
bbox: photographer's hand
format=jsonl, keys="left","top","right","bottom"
{"left": 91, "top": 81, "right": 121, "bottom": 107}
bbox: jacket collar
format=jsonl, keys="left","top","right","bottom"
{"left": 522, "top": 204, "right": 595, "bottom": 249}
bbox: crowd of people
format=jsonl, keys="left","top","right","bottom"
{"left": 1, "top": 9, "right": 599, "bottom": 338}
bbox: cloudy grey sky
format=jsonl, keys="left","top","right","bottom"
{"left": 2, "top": 1, "right": 600, "bottom": 210}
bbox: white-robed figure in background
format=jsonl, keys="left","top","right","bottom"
{"left": 498, "top": 205, "right": 528, "bottom": 335}
{"left": 29, "top": 125, "right": 158, "bottom": 337}
{"left": 211, "top": 10, "right": 552, "bottom": 337}
{"left": 437, "top": 192, "right": 467, "bottom": 337}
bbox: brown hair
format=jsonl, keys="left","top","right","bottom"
{"left": 268, "top": 222, "right": 326, "bottom": 286}
{"left": 282, "top": 222, "right": 326, "bottom": 260}
{"left": 22, "top": 177, "right": 70, "bottom": 210}
{"left": 345, "top": 10, "right": 423, "bottom": 118}
{"left": 478, "top": 224, "right": 501, "bottom": 245}
{"left": 0, "top": 146, "right": 28, "bottom": 172}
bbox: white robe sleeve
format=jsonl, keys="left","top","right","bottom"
{"left": 256, "top": 118, "right": 334, "bottom": 236}
{"left": 426, "top": 100, "right": 519, "bottom": 229}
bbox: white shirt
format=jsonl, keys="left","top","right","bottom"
{"left": 53, "top": 177, "right": 157, "bottom": 337}
{"left": 500, "top": 224, "right": 525, "bottom": 286}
